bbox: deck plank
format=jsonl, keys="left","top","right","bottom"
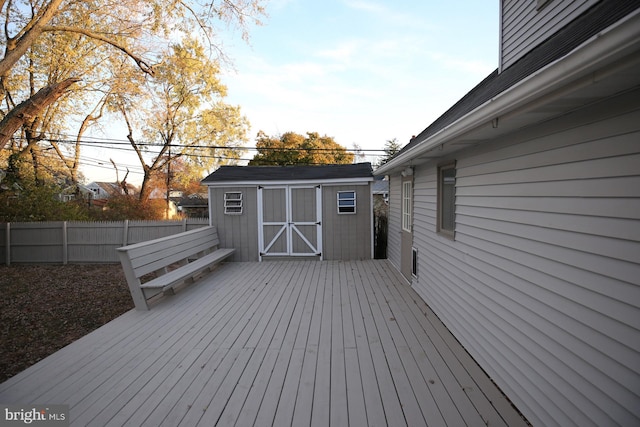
{"left": 344, "top": 262, "right": 386, "bottom": 427}
{"left": 291, "top": 262, "right": 325, "bottom": 427}
{"left": 0, "top": 260, "right": 527, "bottom": 427}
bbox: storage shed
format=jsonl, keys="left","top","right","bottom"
{"left": 202, "top": 163, "right": 374, "bottom": 261}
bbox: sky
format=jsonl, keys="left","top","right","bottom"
{"left": 84, "top": 0, "right": 499, "bottom": 185}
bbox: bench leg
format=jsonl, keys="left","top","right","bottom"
{"left": 118, "top": 253, "right": 150, "bottom": 310}
{"left": 129, "top": 282, "right": 150, "bottom": 310}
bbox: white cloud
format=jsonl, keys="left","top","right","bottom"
{"left": 218, "top": 0, "right": 498, "bottom": 157}
{"left": 343, "top": 0, "right": 423, "bottom": 27}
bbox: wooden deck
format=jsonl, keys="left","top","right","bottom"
{"left": 0, "top": 260, "right": 527, "bottom": 426}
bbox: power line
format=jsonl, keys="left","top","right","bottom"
{"left": 36, "top": 132, "right": 389, "bottom": 153}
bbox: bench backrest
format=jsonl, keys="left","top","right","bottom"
{"left": 117, "top": 226, "right": 220, "bottom": 278}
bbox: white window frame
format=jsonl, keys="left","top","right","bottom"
{"left": 402, "top": 180, "right": 412, "bottom": 232}
{"left": 337, "top": 190, "right": 356, "bottom": 214}
{"left": 437, "top": 162, "right": 456, "bottom": 239}
{"left": 224, "top": 191, "right": 243, "bottom": 215}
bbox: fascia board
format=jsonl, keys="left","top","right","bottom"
{"left": 203, "top": 177, "right": 374, "bottom": 187}
{"left": 375, "top": 9, "right": 640, "bottom": 176}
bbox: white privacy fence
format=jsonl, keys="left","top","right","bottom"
{"left": 0, "top": 219, "right": 209, "bottom": 265}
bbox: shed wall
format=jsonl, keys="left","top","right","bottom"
{"left": 407, "top": 88, "right": 640, "bottom": 426}
{"left": 208, "top": 186, "right": 259, "bottom": 261}
{"left": 500, "top": 0, "right": 597, "bottom": 70}
{"left": 321, "top": 184, "right": 372, "bottom": 260}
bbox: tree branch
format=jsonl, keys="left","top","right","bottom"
{"left": 0, "top": 77, "right": 80, "bottom": 150}
{"left": 0, "top": 0, "right": 65, "bottom": 77}
{"left": 42, "top": 25, "right": 155, "bottom": 76}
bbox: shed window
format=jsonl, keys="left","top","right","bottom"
{"left": 437, "top": 163, "right": 456, "bottom": 238}
{"left": 337, "top": 191, "right": 356, "bottom": 214}
{"left": 224, "top": 192, "right": 243, "bottom": 215}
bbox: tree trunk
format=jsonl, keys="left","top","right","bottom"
{"left": 0, "top": 0, "right": 65, "bottom": 78}
{"left": 0, "top": 78, "right": 80, "bottom": 150}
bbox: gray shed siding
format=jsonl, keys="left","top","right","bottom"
{"left": 208, "top": 182, "right": 373, "bottom": 262}
{"left": 208, "top": 186, "right": 259, "bottom": 262}
{"left": 404, "top": 89, "right": 640, "bottom": 426}
{"left": 321, "top": 184, "right": 372, "bottom": 261}
{"left": 500, "top": 0, "right": 597, "bottom": 70}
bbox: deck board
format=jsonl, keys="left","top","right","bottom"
{"left": 0, "top": 260, "right": 528, "bottom": 427}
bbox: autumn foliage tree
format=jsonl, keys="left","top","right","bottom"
{"left": 249, "top": 131, "right": 355, "bottom": 166}
{"left": 119, "top": 37, "right": 248, "bottom": 203}
{"left": 0, "top": 0, "right": 265, "bottom": 197}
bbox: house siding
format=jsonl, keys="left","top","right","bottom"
{"left": 387, "top": 176, "right": 402, "bottom": 271}
{"left": 500, "top": 0, "right": 597, "bottom": 71}
{"left": 208, "top": 187, "right": 259, "bottom": 262}
{"left": 408, "top": 88, "right": 640, "bottom": 426}
{"left": 322, "top": 184, "right": 372, "bottom": 260}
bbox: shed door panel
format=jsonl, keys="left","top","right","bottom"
{"left": 289, "top": 187, "right": 319, "bottom": 256}
{"left": 258, "top": 186, "right": 322, "bottom": 259}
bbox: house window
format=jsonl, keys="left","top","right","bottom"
{"left": 337, "top": 191, "right": 356, "bottom": 214}
{"left": 438, "top": 163, "right": 456, "bottom": 238}
{"left": 224, "top": 192, "right": 243, "bottom": 215}
{"left": 402, "top": 180, "right": 412, "bottom": 232}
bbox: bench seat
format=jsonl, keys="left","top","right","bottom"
{"left": 140, "top": 248, "right": 235, "bottom": 290}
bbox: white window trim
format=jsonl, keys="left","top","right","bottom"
{"left": 224, "top": 191, "right": 243, "bottom": 215}
{"left": 402, "top": 180, "right": 412, "bottom": 232}
{"left": 337, "top": 190, "right": 356, "bottom": 214}
{"left": 437, "top": 162, "right": 456, "bottom": 239}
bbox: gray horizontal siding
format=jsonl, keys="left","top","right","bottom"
{"left": 409, "top": 89, "right": 640, "bottom": 426}
{"left": 500, "top": 0, "right": 597, "bottom": 70}
{"left": 386, "top": 176, "right": 402, "bottom": 270}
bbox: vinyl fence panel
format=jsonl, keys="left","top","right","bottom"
{"left": 1, "top": 219, "right": 209, "bottom": 265}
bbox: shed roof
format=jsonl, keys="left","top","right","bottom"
{"left": 202, "top": 163, "right": 373, "bottom": 184}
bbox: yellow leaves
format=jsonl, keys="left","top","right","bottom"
{"left": 250, "top": 131, "right": 355, "bottom": 166}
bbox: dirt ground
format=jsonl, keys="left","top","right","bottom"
{"left": 0, "top": 264, "right": 134, "bottom": 382}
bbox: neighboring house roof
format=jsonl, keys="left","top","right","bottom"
{"left": 88, "top": 181, "right": 137, "bottom": 197}
{"left": 177, "top": 194, "right": 209, "bottom": 208}
{"left": 87, "top": 182, "right": 123, "bottom": 198}
{"left": 372, "top": 179, "right": 389, "bottom": 194}
{"left": 202, "top": 163, "right": 374, "bottom": 185}
{"left": 379, "top": 0, "right": 640, "bottom": 174}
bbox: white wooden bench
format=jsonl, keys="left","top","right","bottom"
{"left": 117, "top": 226, "right": 235, "bottom": 310}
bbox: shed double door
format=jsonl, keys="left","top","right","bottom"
{"left": 257, "top": 185, "right": 322, "bottom": 260}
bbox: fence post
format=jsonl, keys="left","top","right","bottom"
{"left": 122, "top": 220, "right": 129, "bottom": 246}
{"left": 62, "top": 221, "right": 68, "bottom": 265}
{"left": 182, "top": 218, "right": 187, "bottom": 232}
{"left": 5, "top": 222, "right": 10, "bottom": 266}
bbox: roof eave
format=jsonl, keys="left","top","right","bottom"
{"left": 203, "top": 176, "right": 374, "bottom": 187}
{"left": 375, "top": 9, "right": 640, "bottom": 176}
